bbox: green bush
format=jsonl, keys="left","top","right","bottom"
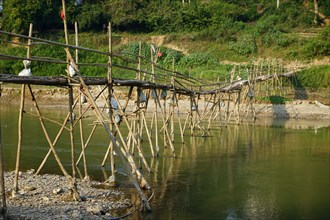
{"left": 157, "top": 47, "right": 184, "bottom": 67}
{"left": 303, "top": 27, "right": 330, "bottom": 58}
{"left": 296, "top": 65, "right": 330, "bottom": 90}
{"left": 229, "top": 34, "right": 257, "bottom": 56}
{"left": 178, "top": 52, "right": 217, "bottom": 68}
{"left": 262, "top": 28, "right": 295, "bottom": 47}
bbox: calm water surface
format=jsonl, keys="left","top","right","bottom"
{"left": 1, "top": 104, "right": 329, "bottom": 220}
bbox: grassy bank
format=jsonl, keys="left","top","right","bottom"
{"left": 0, "top": 28, "right": 329, "bottom": 95}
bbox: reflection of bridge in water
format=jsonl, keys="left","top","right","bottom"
{"left": 0, "top": 23, "right": 302, "bottom": 211}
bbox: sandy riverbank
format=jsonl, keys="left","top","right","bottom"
{"left": 0, "top": 85, "right": 329, "bottom": 121}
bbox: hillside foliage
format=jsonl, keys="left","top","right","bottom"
{"left": 0, "top": 0, "right": 329, "bottom": 91}
{"left": 1, "top": 0, "right": 329, "bottom": 34}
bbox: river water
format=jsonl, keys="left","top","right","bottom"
{"left": 1, "top": 104, "right": 329, "bottom": 219}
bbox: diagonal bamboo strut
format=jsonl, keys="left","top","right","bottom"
{"left": 174, "top": 94, "right": 185, "bottom": 144}
{"left": 141, "top": 111, "right": 155, "bottom": 157}
{"left": 35, "top": 96, "right": 79, "bottom": 175}
{"left": 24, "top": 112, "right": 70, "bottom": 130}
{"left": 112, "top": 92, "right": 151, "bottom": 171}
{"left": 112, "top": 114, "right": 151, "bottom": 173}
{"left": 78, "top": 88, "right": 88, "bottom": 179}
{"left": 27, "top": 85, "right": 81, "bottom": 200}
{"left": 76, "top": 124, "right": 97, "bottom": 166}
{"left": 65, "top": 49, "right": 151, "bottom": 211}
{"left": 154, "top": 92, "right": 176, "bottom": 157}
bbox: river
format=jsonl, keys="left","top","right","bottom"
{"left": 1, "top": 104, "right": 329, "bottom": 219}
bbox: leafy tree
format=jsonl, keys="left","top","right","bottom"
{"left": 2, "top": 0, "right": 65, "bottom": 34}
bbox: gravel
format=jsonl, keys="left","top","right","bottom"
{"left": 1, "top": 170, "right": 135, "bottom": 219}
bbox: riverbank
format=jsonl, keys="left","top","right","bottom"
{"left": 1, "top": 170, "right": 137, "bottom": 220}
{"left": 1, "top": 84, "right": 329, "bottom": 121}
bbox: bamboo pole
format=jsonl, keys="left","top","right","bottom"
{"left": 106, "top": 22, "right": 116, "bottom": 183}
{"left": 61, "top": 0, "right": 81, "bottom": 201}
{"left": 154, "top": 93, "right": 176, "bottom": 157}
{"left": 13, "top": 23, "right": 33, "bottom": 194}
{"left": 75, "top": 21, "right": 88, "bottom": 179}
{"left": 76, "top": 124, "right": 97, "bottom": 165}
{"left": 150, "top": 47, "right": 159, "bottom": 156}
{"left": 27, "top": 85, "right": 82, "bottom": 201}
{"left": 35, "top": 96, "right": 79, "bottom": 175}
{"left": 65, "top": 50, "right": 151, "bottom": 211}
{"left": 13, "top": 84, "right": 25, "bottom": 194}
{"left": 170, "top": 58, "right": 175, "bottom": 142}
{"left": 175, "top": 93, "right": 185, "bottom": 144}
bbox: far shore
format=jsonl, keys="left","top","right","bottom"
{"left": 1, "top": 84, "right": 329, "bottom": 122}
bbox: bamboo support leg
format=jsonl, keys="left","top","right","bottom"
{"left": 79, "top": 89, "right": 88, "bottom": 179}
{"left": 13, "top": 84, "right": 26, "bottom": 194}
{"left": 35, "top": 112, "right": 70, "bottom": 175}
{"left": 101, "top": 141, "right": 113, "bottom": 167}
{"left": 170, "top": 106, "right": 174, "bottom": 143}
{"left": 112, "top": 118, "right": 151, "bottom": 173}
{"left": 141, "top": 112, "right": 155, "bottom": 157}
{"left": 176, "top": 103, "right": 185, "bottom": 144}
{"left": 155, "top": 96, "right": 176, "bottom": 157}
{"left": 67, "top": 86, "right": 82, "bottom": 200}
{"left": 154, "top": 109, "right": 160, "bottom": 156}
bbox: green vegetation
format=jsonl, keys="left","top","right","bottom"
{"left": 0, "top": 0, "right": 329, "bottom": 93}
{"left": 296, "top": 65, "right": 330, "bottom": 91}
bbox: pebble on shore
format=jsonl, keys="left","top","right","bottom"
{"left": 1, "top": 170, "right": 134, "bottom": 219}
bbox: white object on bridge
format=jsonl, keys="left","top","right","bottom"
{"left": 18, "top": 60, "right": 32, "bottom": 76}
{"left": 65, "top": 62, "right": 76, "bottom": 77}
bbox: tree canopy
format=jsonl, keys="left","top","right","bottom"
{"left": 1, "top": 0, "right": 329, "bottom": 34}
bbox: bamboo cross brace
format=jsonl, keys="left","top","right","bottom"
{"left": 27, "top": 85, "right": 81, "bottom": 200}
{"left": 154, "top": 92, "right": 176, "bottom": 157}
{"left": 36, "top": 96, "right": 80, "bottom": 175}
{"left": 141, "top": 111, "right": 155, "bottom": 157}
{"left": 65, "top": 48, "right": 151, "bottom": 211}
{"left": 112, "top": 115, "right": 151, "bottom": 173}
{"left": 76, "top": 124, "right": 98, "bottom": 166}
{"left": 112, "top": 92, "right": 151, "bottom": 168}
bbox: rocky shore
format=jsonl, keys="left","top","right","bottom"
{"left": 1, "top": 170, "right": 136, "bottom": 220}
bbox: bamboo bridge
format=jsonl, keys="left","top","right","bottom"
{"left": 0, "top": 23, "right": 299, "bottom": 213}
